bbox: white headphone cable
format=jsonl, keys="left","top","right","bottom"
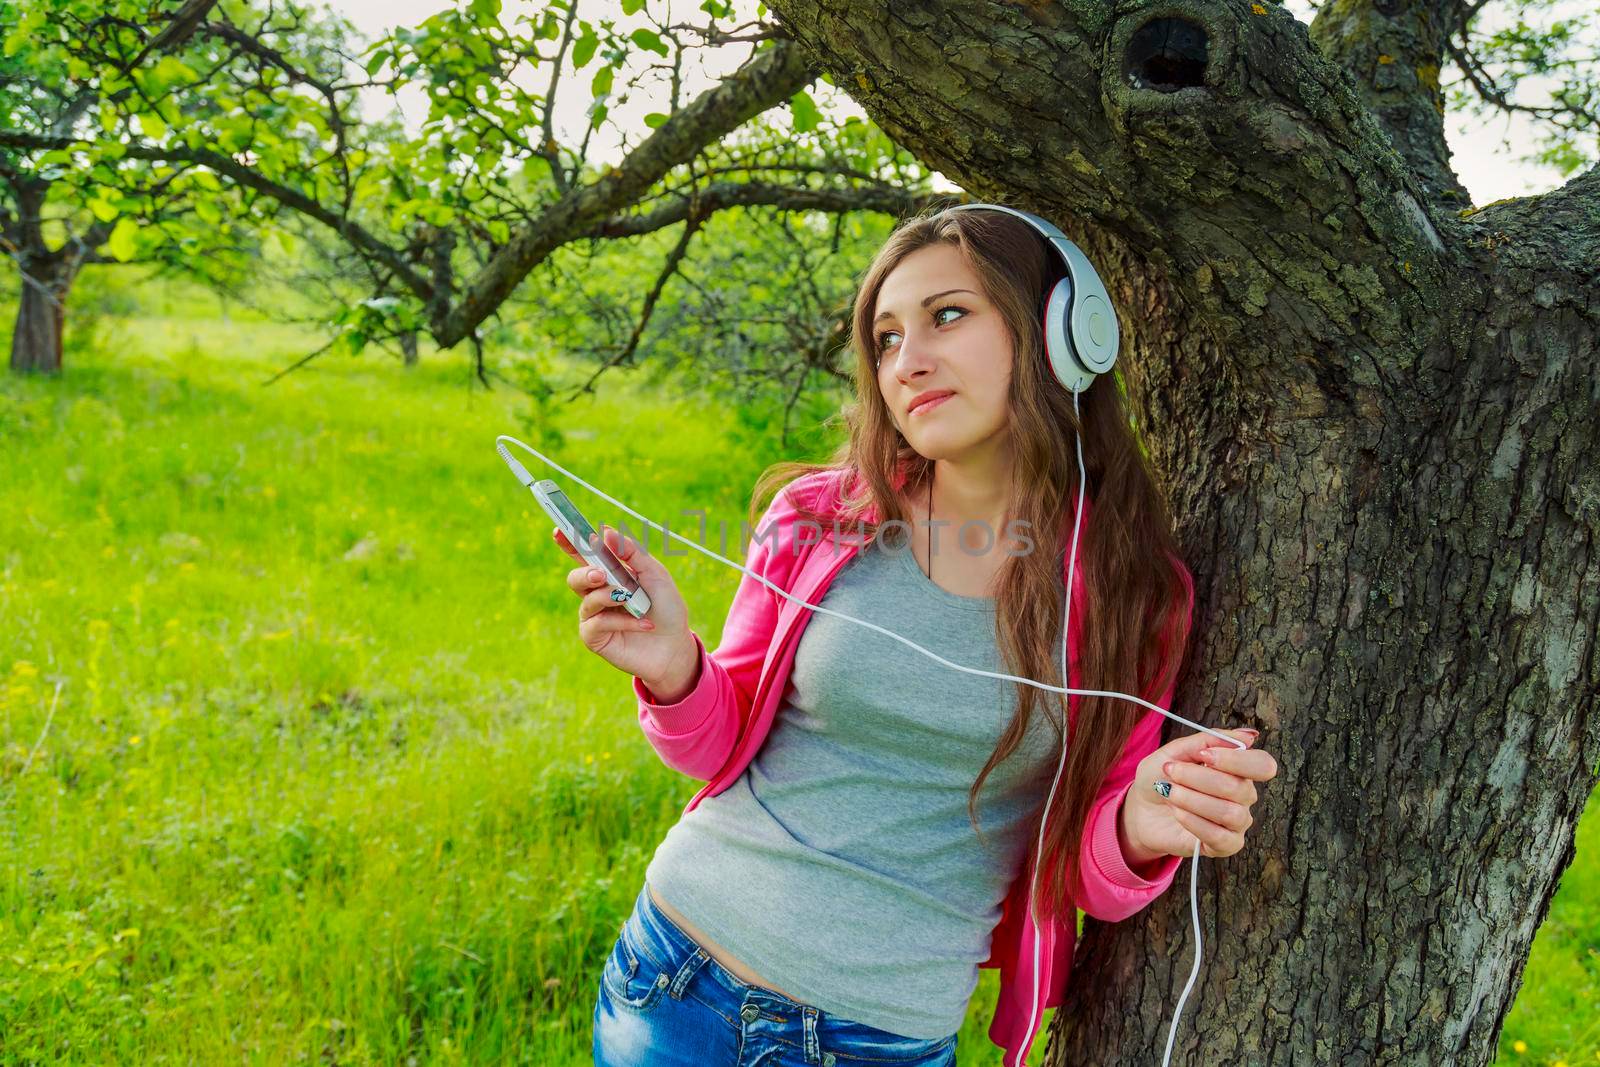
{"left": 495, "top": 417, "right": 1243, "bottom": 1067}
{"left": 1018, "top": 386, "right": 1221, "bottom": 1067}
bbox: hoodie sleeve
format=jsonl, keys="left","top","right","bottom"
{"left": 1073, "top": 554, "right": 1195, "bottom": 922}
{"left": 630, "top": 477, "right": 812, "bottom": 781}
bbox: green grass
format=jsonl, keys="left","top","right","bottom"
{"left": 0, "top": 280, "right": 1595, "bottom": 1065}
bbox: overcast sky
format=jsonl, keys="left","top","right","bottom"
{"left": 330, "top": 0, "right": 1585, "bottom": 207}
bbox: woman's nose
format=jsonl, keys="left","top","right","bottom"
{"left": 894, "top": 331, "right": 937, "bottom": 377}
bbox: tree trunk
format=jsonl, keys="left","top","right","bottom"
{"left": 764, "top": 2, "right": 1600, "bottom": 1064}
{"left": 7, "top": 258, "right": 72, "bottom": 375}
{"left": 400, "top": 330, "right": 419, "bottom": 367}
{"left": 6, "top": 177, "right": 91, "bottom": 376}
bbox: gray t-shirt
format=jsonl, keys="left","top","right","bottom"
{"left": 644, "top": 533, "right": 1063, "bottom": 1039}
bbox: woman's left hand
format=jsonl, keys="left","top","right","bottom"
{"left": 1122, "top": 728, "right": 1279, "bottom": 860}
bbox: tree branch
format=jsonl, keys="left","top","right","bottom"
{"left": 1441, "top": 35, "right": 1600, "bottom": 135}
{"left": 260, "top": 336, "right": 338, "bottom": 386}
{"left": 585, "top": 179, "right": 936, "bottom": 239}
{"left": 563, "top": 210, "right": 707, "bottom": 402}
{"left": 433, "top": 36, "right": 819, "bottom": 347}
{"left": 0, "top": 130, "right": 433, "bottom": 302}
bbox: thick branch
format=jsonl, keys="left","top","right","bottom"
{"left": 588, "top": 179, "right": 936, "bottom": 238}
{"left": 1454, "top": 161, "right": 1600, "bottom": 375}
{"left": 123, "top": 0, "right": 221, "bottom": 71}
{"left": 1307, "top": 0, "right": 1472, "bottom": 210}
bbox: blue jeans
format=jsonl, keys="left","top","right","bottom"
{"left": 592, "top": 882, "right": 960, "bottom": 1066}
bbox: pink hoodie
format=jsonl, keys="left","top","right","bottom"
{"left": 630, "top": 465, "right": 1191, "bottom": 1066}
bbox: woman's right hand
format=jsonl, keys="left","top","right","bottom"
{"left": 555, "top": 524, "right": 696, "bottom": 689}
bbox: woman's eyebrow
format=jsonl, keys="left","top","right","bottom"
{"left": 873, "top": 288, "right": 977, "bottom": 326}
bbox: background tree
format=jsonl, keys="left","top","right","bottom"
{"left": 3, "top": 0, "right": 939, "bottom": 399}
{"left": 0, "top": 0, "right": 263, "bottom": 373}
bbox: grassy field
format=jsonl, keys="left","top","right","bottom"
{"left": 1, "top": 280, "right": 1595, "bottom": 1065}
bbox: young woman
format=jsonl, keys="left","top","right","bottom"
{"left": 559, "top": 206, "right": 1278, "bottom": 1066}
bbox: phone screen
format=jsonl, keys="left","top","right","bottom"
{"left": 546, "top": 485, "right": 599, "bottom": 546}
{"left": 542, "top": 483, "right": 634, "bottom": 585}
{"left": 526, "top": 477, "right": 649, "bottom": 616}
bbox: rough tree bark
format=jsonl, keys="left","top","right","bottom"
{"left": 764, "top": 0, "right": 1599, "bottom": 1064}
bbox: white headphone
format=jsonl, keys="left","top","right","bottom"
{"left": 496, "top": 203, "right": 1243, "bottom": 1067}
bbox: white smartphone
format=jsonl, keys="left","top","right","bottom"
{"left": 530, "top": 478, "right": 653, "bottom": 619}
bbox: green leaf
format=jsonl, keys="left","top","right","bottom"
{"left": 621, "top": 0, "right": 645, "bottom": 13}
{"left": 789, "top": 90, "right": 821, "bottom": 133}
{"left": 88, "top": 198, "right": 119, "bottom": 223}
{"left": 588, "top": 102, "right": 608, "bottom": 129}
{"left": 107, "top": 218, "right": 139, "bottom": 262}
{"left": 590, "top": 65, "right": 613, "bottom": 98}
{"left": 572, "top": 31, "right": 598, "bottom": 69}
{"left": 136, "top": 112, "right": 167, "bottom": 140}
{"left": 630, "top": 28, "right": 667, "bottom": 56}
{"left": 470, "top": 0, "right": 502, "bottom": 19}
{"left": 365, "top": 48, "right": 390, "bottom": 76}
{"left": 335, "top": 326, "right": 369, "bottom": 357}
{"left": 643, "top": 112, "right": 668, "bottom": 128}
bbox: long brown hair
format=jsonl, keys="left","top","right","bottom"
{"left": 747, "top": 203, "right": 1194, "bottom": 924}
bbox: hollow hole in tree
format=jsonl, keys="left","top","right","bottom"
{"left": 1124, "top": 17, "right": 1210, "bottom": 93}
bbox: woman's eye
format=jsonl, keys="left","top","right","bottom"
{"left": 875, "top": 305, "right": 967, "bottom": 356}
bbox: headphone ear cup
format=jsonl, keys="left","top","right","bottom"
{"left": 1042, "top": 277, "right": 1096, "bottom": 394}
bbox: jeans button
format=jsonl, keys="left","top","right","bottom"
{"left": 822, "top": 1055, "right": 836, "bottom": 1067}
{"left": 740, "top": 1002, "right": 760, "bottom": 1023}
{"left": 655, "top": 973, "right": 669, "bottom": 988}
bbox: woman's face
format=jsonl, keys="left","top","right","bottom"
{"left": 873, "top": 242, "right": 1015, "bottom": 465}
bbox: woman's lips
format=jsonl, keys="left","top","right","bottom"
{"left": 909, "top": 392, "right": 954, "bottom": 416}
